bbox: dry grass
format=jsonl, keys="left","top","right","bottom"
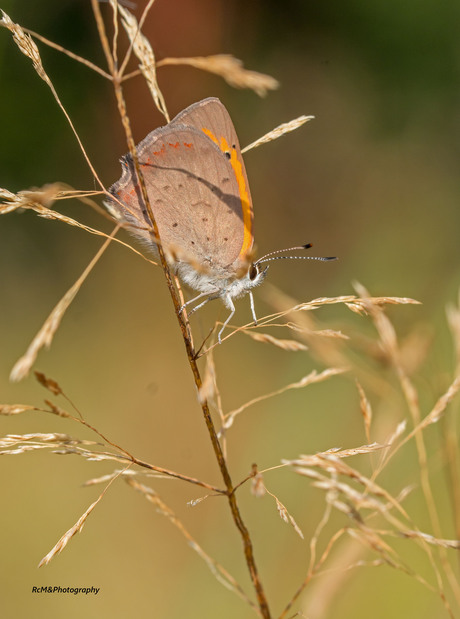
{"left": 157, "top": 54, "right": 280, "bottom": 98}
{"left": 1, "top": 3, "right": 459, "bottom": 618}
{"left": 242, "top": 115, "right": 314, "bottom": 153}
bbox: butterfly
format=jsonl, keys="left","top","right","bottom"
{"left": 107, "top": 97, "right": 334, "bottom": 342}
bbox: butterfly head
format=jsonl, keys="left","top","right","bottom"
{"left": 248, "top": 262, "right": 269, "bottom": 287}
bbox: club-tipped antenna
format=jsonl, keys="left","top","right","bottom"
{"left": 255, "top": 243, "right": 337, "bottom": 265}
{"left": 258, "top": 255, "right": 337, "bottom": 264}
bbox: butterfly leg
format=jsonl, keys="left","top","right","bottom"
{"left": 179, "top": 291, "right": 210, "bottom": 316}
{"left": 249, "top": 291, "right": 258, "bottom": 325}
{"left": 217, "top": 294, "right": 235, "bottom": 344}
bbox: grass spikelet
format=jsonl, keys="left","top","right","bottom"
{"left": 356, "top": 381, "right": 372, "bottom": 443}
{"left": 0, "top": 404, "right": 35, "bottom": 416}
{"left": 251, "top": 470, "right": 266, "bottom": 498}
{"left": 38, "top": 468, "right": 127, "bottom": 567}
{"left": 399, "top": 530, "right": 460, "bottom": 550}
{"left": 198, "top": 358, "right": 216, "bottom": 404}
{"left": 242, "top": 115, "right": 314, "bottom": 153}
{"left": 187, "top": 495, "right": 211, "bottom": 507}
{"left": 285, "top": 442, "right": 388, "bottom": 468}
{"left": 0, "top": 10, "right": 48, "bottom": 83}
{"left": 158, "top": 54, "right": 279, "bottom": 97}
{"left": 424, "top": 375, "right": 460, "bottom": 425}
{"left": 34, "top": 371, "right": 63, "bottom": 396}
{"left": 0, "top": 183, "right": 63, "bottom": 213}
{"left": 9, "top": 228, "right": 119, "bottom": 382}
{"left": 266, "top": 488, "right": 304, "bottom": 539}
{"left": 0, "top": 433, "right": 97, "bottom": 455}
{"left": 246, "top": 330, "right": 308, "bottom": 351}
{"left": 0, "top": 187, "right": 15, "bottom": 199}
{"left": 0, "top": 186, "right": 158, "bottom": 262}
{"left": 118, "top": 5, "right": 169, "bottom": 121}
{"left": 43, "top": 400, "right": 72, "bottom": 418}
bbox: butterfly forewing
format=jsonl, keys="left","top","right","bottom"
{"left": 109, "top": 98, "right": 255, "bottom": 273}
{"left": 173, "top": 98, "right": 254, "bottom": 259}
{"left": 109, "top": 124, "right": 247, "bottom": 271}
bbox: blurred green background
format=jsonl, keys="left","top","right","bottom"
{"left": 1, "top": 1, "right": 459, "bottom": 618}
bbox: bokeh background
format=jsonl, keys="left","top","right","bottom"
{"left": 1, "top": 1, "right": 459, "bottom": 618}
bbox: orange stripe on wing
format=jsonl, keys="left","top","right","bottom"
{"left": 202, "top": 127, "right": 253, "bottom": 260}
{"left": 202, "top": 127, "right": 219, "bottom": 147}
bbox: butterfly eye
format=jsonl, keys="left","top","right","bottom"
{"left": 249, "top": 264, "right": 258, "bottom": 280}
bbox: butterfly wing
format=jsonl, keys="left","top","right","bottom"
{"left": 108, "top": 99, "right": 253, "bottom": 274}
{"left": 172, "top": 98, "right": 254, "bottom": 260}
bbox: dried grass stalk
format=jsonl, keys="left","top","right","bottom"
{"left": 285, "top": 442, "right": 388, "bottom": 468}
{"left": 38, "top": 504, "right": 98, "bottom": 567}
{"left": 126, "top": 478, "right": 257, "bottom": 609}
{"left": 0, "top": 183, "right": 62, "bottom": 212}
{"left": 272, "top": 293, "right": 421, "bottom": 318}
{"left": 118, "top": 5, "right": 169, "bottom": 121}
{"left": 1, "top": 11, "right": 104, "bottom": 188}
{"left": 38, "top": 468, "right": 127, "bottom": 567}
{"left": 0, "top": 185, "right": 158, "bottom": 264}
{"left": 10, "top": 228, "right": 119, "bottom": 382}
{"left": 400, "top": 530, "right": 460, "bottom": 549}
{"left": 347, "top": 527, "right": 398, "bottom": 566}
{"left": 419, "top": 375, "right": 460, "bottom": 428}
{"left": 158, "top": 54, "right": 279, "bottom": 97}
{"left": 376, "top": 421, "right": 407, "bottom": 470}
{"left": 246, "top": 331, "right": 308, "bottom": 351}
{"left": 242, "top": 115, "right": 314, "bottom": 153}
{"left": 285, "top": 441, "right": 460, "bottom": 602}
{"left": 2, "top": 432, "right": 81, "bottom": 445}
{"left": 0, "top": 11, "right": 49, "bottom": 83}
{"left": 83, "top": 469, "right": 136, "bottom": 487}
{"left": 224, "top": 367, "right": 345, "bottom": 429}
{"left": 10, "top": 286, "right": 82, "bottom": 382}
{"left": 0, "top": 433, "right": 98, "bottom": 455}
{"left": 22, "top": 22, "right": 111, "bottom": 78}
{"left": 0, "top": 185, "right": 120, "bottom": 239}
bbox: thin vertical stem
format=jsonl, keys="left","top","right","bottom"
{"left": 96, "top": 4, "right": 271, "bottom": 615}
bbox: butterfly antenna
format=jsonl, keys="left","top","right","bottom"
{"left": 258, "top": 255, "right": 337, "bottom": 264}
{"left": 255, "top": 243, "right": 337, "bottom": 265}
{"left": 255, "top": 243, "right": 312, "bottom": 264}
